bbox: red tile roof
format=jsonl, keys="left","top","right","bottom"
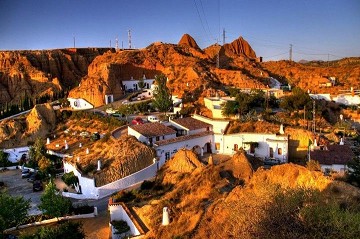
{"left": 171, "top": 117, "right": 212, "bottom": 130}
{"left": 310, "top": 144, "right": 355, "bottom": 165}
{"left": 130, "top": 122, "right": 176, "bottom": 137}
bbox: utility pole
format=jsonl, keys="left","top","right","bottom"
{"left": 312, "top": 100, "right": 316, "bottom": 133}
{"left": 128, "top": 30, "right": 132, "bottom": 49}
{"left": 222, "top": 28, "right": 226, "bottom": 45}
{"left": 110, "top": 40, "right": 112, "bottom": 48}
{"left": 73, "top": 36, "right": 76, "bottom": 49}
{"left": 289, "top": 44, "right": 293, "bottom": 61}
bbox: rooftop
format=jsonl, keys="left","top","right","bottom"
{"left": 129, "top": 122, "right": 176, "bottom": 137}
{"left": 154, "top": 131, "right": 213, "bottom": 146}
{"left": 171, "top": 117, "right": 212, "bottom": 131}
{"left": 310, "top": 144, "right": 355, "bottom": 165}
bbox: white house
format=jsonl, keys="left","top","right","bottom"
{"left": 128, "top": 117, "right": 214, "bottom": 165}
{"left": 128, "top": 122, "right": 177, "bottom": 146}
{"left": 67, "top": 98, "right": 94, "bottom": 110}
{"left": 204, "top": 96, "right": 236, "bottom": 119}
{"left": 122, "top": 76, "right": 155, "bottom": 92}
{"left": 214, "top": 132, "right": 288, "bottom": 163}
{"left": 3, "top": 146, "right": 29, "bottom": 163}
{"left": 310, "top": 143, "right": 354, "bottom": 174}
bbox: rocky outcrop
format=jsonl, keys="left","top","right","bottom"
{"left": 26, "top": 103, "right": 56, "bottom": 138}
{"left": 224, "top": 36, "right": 257, "bottom": 59}
{"left": 178, "top": 34, "right": 201, "bottom": 50}
{"left": 0, "top": 48, "right": 113, "bottom": 105}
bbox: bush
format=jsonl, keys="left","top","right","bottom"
{"left": 111, "top": 220, "right": 130, "bottom": 235}
{"left": 306, "top": 160, "right": 321, "bottom": 171}
{"left": 113, "top": 190, "right": 136, "bottom": 203}
{"left": 141, "top": 180, "right": 155, "bottom": 190}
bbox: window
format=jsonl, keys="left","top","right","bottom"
{"left": 234, "top": 144, "right": 238, "bottom": 151}
{"left": 215, "top": 142, "right": 220, "bottom": 150}
{"left": 278, "top": 148, "right": 282, "bottom": 155}
{"left": 156, "top": 136, "right": 160, "bottom": 141}
{"left": 269, "top": 147, "right": 274, "bottom": 158}
{"left": 165, "top": 152, "right": 170, "bottom": 161}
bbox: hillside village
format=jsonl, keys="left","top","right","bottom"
{"left": 1, "top": 34, "right": 360, "bottom": 238}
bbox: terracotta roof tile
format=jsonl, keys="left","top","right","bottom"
{"left": 171, "top": 117, "right": 212, "bottom": 130}
{"left": 130, "top": 122, "right": 176, "bottom": 137}
{"left": 310, "top": 144, "right": 355, "bottom": 165}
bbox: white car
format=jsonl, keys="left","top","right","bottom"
{"left": 147, "top": 115, "right": 159, "bottom": 122}
{"left": 106, "top": 108, "right": 116, "bottom": 114}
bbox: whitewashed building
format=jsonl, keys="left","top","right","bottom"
{"left": 67, "top": 98, "right": 94, "bottom": 110}
{"left": 122, "top": 76, "right": 155, "bottom": 92}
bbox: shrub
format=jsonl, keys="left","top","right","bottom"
{"left": 113, "top": 190, "right": 136, "bottom": 203}
{"left": 111, "top": 220, "right": 130, "bottom": 235}
{"left": 70, "top": 204, "right": 94, "bottom": 215}
{"left": 140, "top": 180, "right": 155, "bottom": 190}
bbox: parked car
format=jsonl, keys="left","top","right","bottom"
{"left": 33, "top": 180, "right": 43, "bottom": 192}
{"left": 147, "top": 115, "right": 159, "bottom": 122}
{"left": 131, "top": 117, "right": 144, "bottom": 125}
{"left": 21, "top": 169, "right": 31, "bottom": 178}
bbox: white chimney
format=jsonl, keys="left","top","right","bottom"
{"left": 79, "top": 143, "right": 82, "bottom": 148}
{"left": 340, "top": 137, "right": 344, "bottom": 145}
{"left": 86, "top": 148, "right": 89, "bottom": 154}
{"left": 97, "top": 160, "right": 101, "bottom": 171}
{"left": 77, "top": 157, "right": 80, "bottom": 162}
{"left": 279, "top": 124, "right": 284, "bottom": 134}
{"left": 64, "top": 140, "right": 67, "bottom": 144}
{"left": 162, "top": 207, "right": 169, "bottom": 226}
{"left": 314, "top": 139, "right": 318, "bottom": 147}
{"left": 65, "top": 143, "right": 69, "bottom": 150}
{"left": 46, "top": 138, "right": 50, "bottom": 145}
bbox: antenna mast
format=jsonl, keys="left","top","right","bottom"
{"left": 289, "top": 44, "right": 293, "bottom": 61}
{"left": 128, "top": 30, "right": 132, "bottom": 49}
{"left": 222, "top": 28, "right": 226, "bottom": 45}
{"left": 115, "top": 36, "right": 119, "bottom": 51}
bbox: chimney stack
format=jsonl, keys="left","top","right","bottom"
{"left": 97, "top": 160, "right": 101, "bottom": 171}
{"left": 162, "top": 207, "right": 170, "bottom": 226}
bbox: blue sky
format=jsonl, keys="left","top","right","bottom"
{"left": 0, "top": 0, "right": 359, "bottom": 61}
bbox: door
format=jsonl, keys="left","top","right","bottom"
{"left": 269, "top": 147, "right": 274, "bottom": 158}
{"left": 234, "top": 144, "right": 238, "bottom": 151}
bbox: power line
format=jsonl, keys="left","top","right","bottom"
{"left": 199, "top": 0, "right": 215, "bottom": 40}
{"left": 193, "top": 0, "right": 212, "bottom": 42}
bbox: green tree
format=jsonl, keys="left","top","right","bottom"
{"left": 61, "top": 172, "right": 79, "bottom": 188}
{"left": 39, "top": 180, "right": 72, "bottom": 218}
{"left": 152, "top": 74, "right": 173, "bottom": 115}
{"left": 28, "top": 138, "right": 47, "bottom": 163}
{"left": 0, "top": 192, "right": 30, "bottom": 234}
{"left": 116, "top": 104, "right": 134, "bottom": 120}
{"left": 0, "top": 150, "right": 10, "bottom": 168}
{"left": 235, "top": 91, "right": 252, "bottom": 115}
{"left": 138, "top": 77, "right": 146, "bottom": 90}
{"left": 348, "top": 157, "right": 360, "bottom": 186}
{"left": 221, "top": 100, "right": 238, "bottom": 117}
{"left": 280, "top": 87, "right": 312, "bottom": 113}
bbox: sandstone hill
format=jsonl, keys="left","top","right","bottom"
{"left": 0, "top": 48, "right": 113, "bottom": 105}
{"left": 0, "top": 103, "right": 56, "bottom": 148}
{"left": 1, "top": 35, "right": 359, "bottom": 109}
{"left": 132, "top": 149, "right": 360, "bottom": 239}
{"left": 178, "top": 34, "right": 201, "bottom": 51}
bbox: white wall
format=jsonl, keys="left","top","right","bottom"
{"left": 156, "top": 134, "right": 214, "bottom": 166}
{"left": 321, "top": 164, "right": 348, "bottom": 174}
{"left": 192, "top": 114, "right": 229, "bottom": 134}
{"left": 63, "top": 161, "right": 158, "bottom": 200}
{"left": 309, "top": 94, "right": 332, "bottom": 101}
{"left": 122, "top": 79, "right": 155, "bottom": 91}
{"left": 333, "top": 94, "right": 360, "bottom": 106}
{"left": 67, "top": 98, "right": 94, "bottom": 110}
{"left": 109, "top": 204, "right": 140, "bottom": 237}
{"left": 3, "top": 146, "right": 29, "bottom": 163}
{"left": 97, "top": 162, "right": 158, "bottom": 198}
{"left": 216, "top": 133, "right": 288, "bottom": 162}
